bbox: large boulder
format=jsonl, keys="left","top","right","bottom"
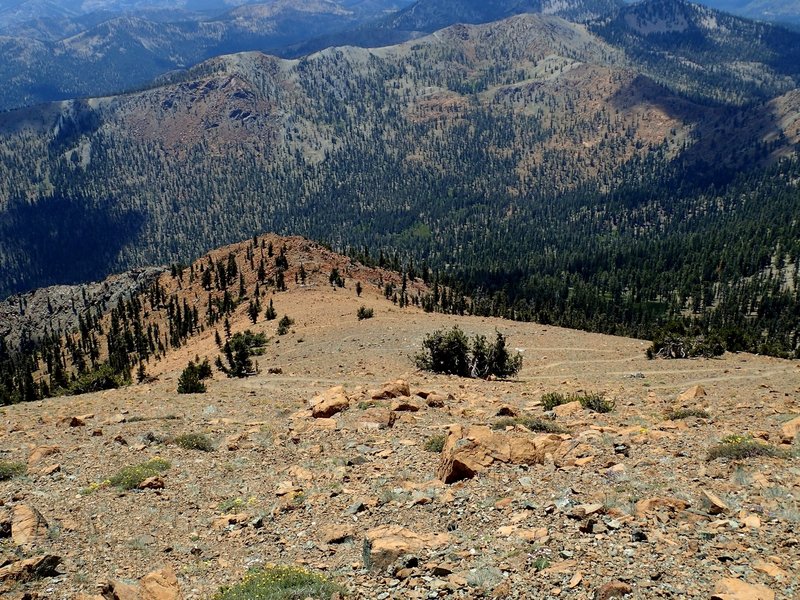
{"left": 370, "top": 380, "right": 411, "bottom": 400}
{"left": 0, "top": 554, "right": 60, "bottom": 587}
{"left": 11, "top": 505, "right": 48, "bottom": 549}
{"left": 364, "top": 525, "right": 451, "bottom": 571}
{"left": 310, "top": 386, "right": 350, "bottom": 418}
{"left": 436, "top": 425, "right": 565, "bottom": 484}
{"left": 779, "top": 416, "right": 800, "bottom": 443}
{"left": 100, "top": 567, "right": 182, "bottom": 600}
{"left": 711, "top": 578, "right": 774, "bottom": 600}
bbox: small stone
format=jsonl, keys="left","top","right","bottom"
{"left": 570, "top": 503, "right": 604, "bottom": 519}
{"left": 677, "top": 385, "right": 706, "bottom": 403}
{"left": 391, "top": 399, "right": 421, "bottom": 412}
{"left": 752, "top": 560, "right": 788, "bottom": 579}
{"left": 553, "top": 401, "right": 582, "bottom": 417}
{"left": 779, "top": 416, "right": 800, "bottom": 443}
{"left": 742, "top": 515, "right": 761, "bottom": 529}
{"left": 310, "top": 387, "right": 350, "bottom": 418}
{"left": 371, "top": 380, "right": 411, "bottom": 399}
{"left": 344, "top": 501, "right": 365, "bottom": 515}
{"left": 702, "top": 490, "right": 730, "bottom": 515}
{"left": 137, "top": 476, "right": 165, "bottom": 490}
{"left": 496, "top": 405, "right": 518, "bottom": 417}
{"left": 27, "top": 446, "right": 60, "bottom": 466}
{"left": 594, "top": 580, "right": 633, "bottom": 600}
{"left": 320, "top": 525, "right": 354, "bottom": 544}
{"left": 568, "top": 572, "right": 583, "bottom": 589}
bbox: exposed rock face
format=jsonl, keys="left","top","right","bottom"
{"left": 364, "top": 525, "right": 451, "bottom": 571}
{"left": 370, "top": 380, "right": 411, "bottom": 400}
{"left": 436, "top": 424, "right": 565, "bottom": 483}
{"left": 27, "top": 445, "right": 60, "bottom": 466}
{"left": 11, "top": 505, "right": 49, "bottom": 549}
{"left": 779, "top": 415, "right": 800, "bottom": 443}
{"left": 634, "top": 497, "right": 690, "bottom": 517}
{"left": 711, "top": 577, "right": 775, "bottom": 600}
{"left": 594, "top": 580, "right": 633, "bottom": 599}
{"left": 0, "top": 267, "right": 164, "bottom": 350}
{"left": 100, "top": 567, "right": 182, "bottom": 600}
{"left": 0, "top": 554, "right": 61, "bottom": 587}
{"left": 677, "top": 384, "right": 706, "bottom": 403}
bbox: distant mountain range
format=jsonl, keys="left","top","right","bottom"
{"left": 0, "top": 1, "right": 798, "bottom": 295}
{"left": 0, "top": 0, "right": 798, "bottom": 356}
{"left": 0, "top": 0, "right": 413, "bottom": 110}
{"left": 3, "top": 0, "right": 798, "bottom": 111}
{"left": 698, "top": 0, "right": 800, "bottom": 24}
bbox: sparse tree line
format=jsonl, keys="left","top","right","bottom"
{"left": 0, "top": 236, "right": 356, "bottom": 404}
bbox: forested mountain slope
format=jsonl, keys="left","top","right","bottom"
{"left": 0, "top": 4, "right": 798, "bottom": 355}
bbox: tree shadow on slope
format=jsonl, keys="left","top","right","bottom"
{"left": 0, "top": 195, "right": 145, "bottom": 298}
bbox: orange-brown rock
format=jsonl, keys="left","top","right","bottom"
{"left": 779, "top": 415, "right": 800, "bottom": 443}
{"left": 11, "top": 505, "right": 48, "bottom": 549}
{"left": 553, "top": 401, "right": 582, "bottom": 418}
{"left": 711, "top": 578, "right": 775, "bottom": 600}
{"left": 365, "top": 525, "right": 451, "bottom": 571}
{"left": 424, "top": 393, "right": 449, "bottom": 408}
{"left": 0, "top": 554, "right": 61, "bottom": 586}
{"left": 677, "top": 385, "right": 706, "bottom": 403}
{"left": 310, "top": 386, "right": 350, "bottom": 418}
{"left": 320, "top": 524, "right": 354, "bottom": 544}
{"left": 101, "top": 567, "right": 182, "bottom": 600}
{"left": 27, "top": 445, "right": 60, "bottom": 466}
{"left": 358, "top": 408, "right": 396, "bottom": 430}
{"left": 140, "top": 567, "right": 182, "bottom": 600}
{"left": 436, "top": 425, "right": 565, "bottom": 483}
{"left": 634, "top": 497, "right": 691, "bottom": 517}
{"left": 370, "top": 380, "right": 410, "bottom": 399}
{"left": 138, "top": 476, "right": 165, "bottom": 490}
{"left": 594, "top": 580, "right": 633, "bottom": 599}
{"left": 391, "top": 399, "right": 421, "bottom": 412}
{"left": 702, "top": 490, "right": 730, "bottom": 515}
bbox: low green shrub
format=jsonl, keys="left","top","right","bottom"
{"left": 357, "top": 306, "right": 374, "bottom": 320}
{"left": 0, "top": 460, "right": 26, "bottom": 481}
{"left": 666, "top": 408, "right": 710, "bottom": 420}
{"left": 174, "top": 433, "right": 214, "bottom": 452}
{"left": 492, "top": 417, "right": 568, "bottom": 434}
{"left": 576, "top": 392, "right": 615, "bottom": 413}
{"left": 541, "top": 392, "right": 568, "bottom": 411}
{"left": 214, "top": 565, "right": 343, "bottom": 600}
{"left": 708, "top": 435, "right": 783, "bottom": 461}
{"left": 276, "top": 316, "right": 294, "bottom": 336}
{"left": 108, "top": 458, "right": 170, "bottom": 489}
{"left": 415, "top": 327, "right": 522, "bottom": 379}
{"left": 424, "top": 434, "right": 447, "bottom": 453}
{"left": 541, "top": 391, "right": 614, "bottom": 413}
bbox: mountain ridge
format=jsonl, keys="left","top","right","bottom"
{"left": 0, "top": 6, "right": 798, "bottom": 357}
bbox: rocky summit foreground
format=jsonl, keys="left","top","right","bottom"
{"left": 1, "top": 281, "right": 799, "bottom": 599}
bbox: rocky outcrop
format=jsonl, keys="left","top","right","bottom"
{"left": 436, "top": 424, "right": 566, "bottom": 483}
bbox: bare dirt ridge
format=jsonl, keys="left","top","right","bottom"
{"left": 1, "top": 242, "right": 799, "bottom": 599}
